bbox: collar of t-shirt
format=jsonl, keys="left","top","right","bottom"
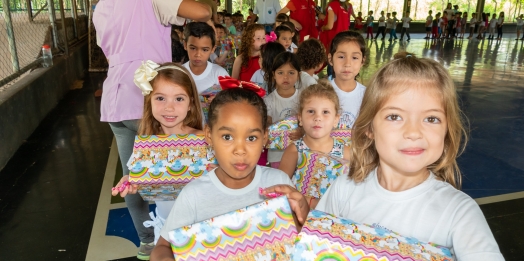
{"left": 208, "top": 165, "right": 262, "bottom": 195}
{"left": 369, "top": 167, "right": 436, "bottom": 202}
{"left": 330, "top": 79, "right": 364, "bottom": 94}
{"left": 183, "top": 61, "right": 212, "bottom": 80}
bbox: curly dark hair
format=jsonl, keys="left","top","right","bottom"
{"left": 239, "top": 24, "right": 265, "bottom": 68}
{"left": 297, "top": 38, "right": 327, "bottom": 70}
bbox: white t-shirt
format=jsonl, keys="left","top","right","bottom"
{"left": 386, "top": 18, "right": 393, "bottom": 28}
{"left": 183, "top": 61, "right": 229, "bottom": 94}
{"left": 316, "top": 168, "right": 504, "bottom": 261}
{"left": 378, "top": 16, "right": 386, "bottom": 27}
{"left": 160, "top": 166, "right": 293, "bottom": 240}
{"left": 330, "top": 79, "right": 366, "bottom": 129}
{"left": 287, "top": 42, "right": 298, "bottom": 53}
{"left": 250, "top": 69, "right": 267, "bottom": 91}
{"left": 253, "top": 0, "right": 281, "bottom": 24}
{"left": 516, "top": 18, "right": 524, "bottom": 26}
{"left": 402, "top": 17, "right": 412, "bottom": 28}
{"left": 264, "top": 88, "right": 301, "bottom": 162}
{"left": 298, "top": 71, "right": 318, "bottom": 89}
{"left": 489, "top": 18, "right": 497, "bottom": 28}
{"left": 426, "top": 15, "right": 433, "bottom": 26}
{"left": 470, "top": 17, "right": 477, "bottom": 27}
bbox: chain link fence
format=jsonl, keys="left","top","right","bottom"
{"left": 0, "top": 0, "right": 88, "bottom": 88}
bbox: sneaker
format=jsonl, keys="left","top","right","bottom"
{"left": 137, "top": 242, "right": 155, "bottom": 260}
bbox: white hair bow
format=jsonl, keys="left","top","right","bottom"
{"left": 134, "top": 60, "right": 160, "bottom": 95}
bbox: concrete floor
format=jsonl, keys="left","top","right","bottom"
{"left": 0, "top": 34, "right": 523, "bottom": 260}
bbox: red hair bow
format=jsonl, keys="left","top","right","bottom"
{"left": 218, "top": 76, "right": 266, "bottom": 98}
{"left": 265, "top": 31, "right": 277, "bottom": 43}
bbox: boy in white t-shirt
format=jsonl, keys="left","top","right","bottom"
{"left": 468, "top": 13, "right": 477, "bottom": 39}
{"left": 488, "top": 13, "right": 497, "bottom": 40}
{"left": 296, "top": 38, "right": 326, "bottom": 89}
{"left": 515, "top": 14, "right": 524, "bottom": 40}
{"left": 183, "top": 22, "right": 229, "bottom": 94}
{"left": 425, "top": 10, "right": 433, "bottom": 39}
{"left": 400, "top": 11, "right": 412, "bottom": 41}
{"left": 375, "top": 11, "right": 386, "bottom": 40}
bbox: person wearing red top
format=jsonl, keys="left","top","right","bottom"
{"left": 347, "top": 1, "right": 357, "bottom": 28}
{"left": 278, "top": 0, "right": 318, "bottom": 42}
{"left": 319, "top": 0, "right": 349, "bottom": 53}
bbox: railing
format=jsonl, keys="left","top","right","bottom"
{"left": 0, "top": 0, "right": 88, "bottom": 88}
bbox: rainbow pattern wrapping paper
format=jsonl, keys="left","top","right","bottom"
{"left": 292, "top": 151, "right": 349, "bottom": 199}
{"left": 293, "top": 210, "right": 454, "bottom": 261}
{"left": 168, "top": 196, "right": 297, "bottom": 261}
{"left": 200, "top": 85, "right": 222, "bottom": 122}
{"left": 268, "top": 117, "right": 352, "bottom": 150}
{"left": 127, "top": 134, "right": 216, "bottom": 201}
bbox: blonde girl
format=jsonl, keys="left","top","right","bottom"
{"left": 231, "top": 24, "right": 266, "bottom": 81}
{"left": 112, "top": 62, "right": 203, "bottom": 245}
{"left": 315, "top": 52, "right": 504, "bottom": 260}
{"left": 279, "top": 81, "right": 351, "bottom": 209}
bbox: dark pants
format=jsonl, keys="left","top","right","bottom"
{"left": 375, "top": 26, "right": 386, "bottom": 39}
{"left": 400, "top": 27, "right": 410, "bottom": 40}
{"left": 497, "top": 26, "right": 503, "bottom": 38}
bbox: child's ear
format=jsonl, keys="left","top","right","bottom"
{"left": 328, "top": 53, "right": 333, "bottom": 67}
{"left": 183, "top": 41, "right": 188, "bottom": 51}
{"left": 204, "top": 124, "right": 213, "bottom": 146}
{"left": 333, "top": 114, "right": 341, "bottom": 128}
{"left": 365, "top": 125, "right": 374, "bottom": 139}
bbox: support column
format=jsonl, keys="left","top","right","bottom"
{"left": 227, "top": 0, "right": 232, "bottom": 13}
{"left": 476, "top": 0, "right": 485, "bottom": 20}
{"left": 403, "top": 0, "right": 412, "bottom": 14}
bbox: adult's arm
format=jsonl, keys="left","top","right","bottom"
{"left": 278, "top": 6, "right": 303, "bottom": 30}
{"left": 179, "top": 0, "right": 212, "bottom": 22}
{"left": 322, "top": 9, "right": 335, "bottom": 31}
{"left": 153, "top": 0, "right": 211, "bottom": 26}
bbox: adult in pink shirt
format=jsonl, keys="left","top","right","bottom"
{"left": 93, "top": 0, "right": 210, "bottom": 258}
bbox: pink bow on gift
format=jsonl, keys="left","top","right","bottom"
{"left": 218, "top": 76, "right": 266, "bottom": 98}
{"left": 266, "top": 31, "right": 277, "bottom": 42}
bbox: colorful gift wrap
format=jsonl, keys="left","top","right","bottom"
{"left": 127, "top": 134, "right": 216, "bottom": 201}
{"left": 200, "top": 85, "right": 222, "bottom": 122}
{"left": 292, "top": 210, "right": 454, "bottom": 261}
{"left": 168, "top": 196, "right": 297, "bottom": 261}
{"left": 268, "top": 117, "right": 352, "bottom": 150}
{"left": 293, "top": 151, "right": 349, "bottom": 198}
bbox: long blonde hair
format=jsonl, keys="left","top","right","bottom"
{"left": 349, "top": 52, "right": 468, "bottom": 188}
{"left": 138, "top": 63, "right": 203, "bottom": 135}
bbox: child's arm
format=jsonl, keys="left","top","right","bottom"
{"left": 111, "top": 175, "right": 139, "bottom": 197}
{"left": 279, "top": 144, "right": 299, "bottom": 178}
{"left": 231, "top": 55, "right": 243, "bottom": 79}
{"left": 150, "top": 237, "right": 174, "bottom": 261}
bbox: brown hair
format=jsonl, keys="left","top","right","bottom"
{"left": 297, "top": 38, "right": 327, "bottom": 70}
{"left": 138, "top": 63, "right": 203, "bottom": 135}
{"left": 349, "top": 52, "right": 468, "bottom": 188}
{"left": 297, "top": 79, "right": 341, "bottom": 117}
{"left": 239, "top": 24, "right": 265, "bottom": 68}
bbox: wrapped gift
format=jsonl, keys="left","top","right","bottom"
{"left": 293, "top": 151, "right": 349, "bottom": 198}
{"left": 268, "top": 117, "right": 352, "bottom": 150}
{"left": 169, "top": 196, "right": 297, "bottom": 261}
{"left": 127, "top": 134, "right": 216, "bottom": 201}
{"left": 200, "top": 85, "right": 222, "bottom": 122}
{"left": 293, "top": 210, "right": 454, "bottom": 261}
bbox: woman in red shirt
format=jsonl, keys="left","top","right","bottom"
{"left": 278, "top": 0, "right": 319, "bottom": 42}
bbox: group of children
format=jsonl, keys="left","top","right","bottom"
{"left": 353, "top": 10, "right": 412, "bottom": 42}
{"left": 110, "top": 11, "right": 505, "bottom": 258}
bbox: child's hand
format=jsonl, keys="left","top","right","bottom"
{"left": 289, "top": 129, "right": 303, "bottom": 141}
{"left": 111, "top": 175, "right": 138, "bottom": 197}
{"left": 260, "top": 185, "right": 309, "bottom": 225}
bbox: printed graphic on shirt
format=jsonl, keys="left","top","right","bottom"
{"left": 280, "top": 108, "right": 294, "bottom": 120}
{"left": 338, "top": 111, "right": 357, "bottom": 129}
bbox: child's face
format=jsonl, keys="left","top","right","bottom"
{"left": 387, "top": 13, "right": 391, "bottom": 18}
{"left": 358, "top": 12, "right": 362, "bottom": 17}
{"left": 370, "top": 87, "right": 446, "bottom": 177}
{"left": 299, "top": 97, "right": 339, "bottom": 139}
{"left": 184, "top": 36, "right": 215, "bottom": 69}
{"left": 274, "top": 63, "right": 298, "bottom": 91}
{"left": 277, "top": 31, "right": 293, "bottom": 50}
{"left": 216, "top": 29, "right": 226, "bottom": 40}
{"left": 329, "top": 41, "right": 364, "bottom": 83}
{"left": 252, "top": 30, "right": 267, "bottom": 51}
{"left": 151, "top": 77, "right": 191, "bottom": 135}
{"left": 205, "top": 102, "right": 267, "bottom": 185}
{"left": 225, "top": 17, "right": 232, "bottom": 25}
{"left": 218, "top": 14, "right": 224, "bottom": 22}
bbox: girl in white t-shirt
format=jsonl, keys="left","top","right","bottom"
{"left": 315, "top": 52, "right": 504, "bottom": 260}
{"left": 151, "top": 88, "right": 309, "bottom": 260}
{"left": 328, "top": 30, "right": 367, "bottom": 130}
{"left": 516, "top": 14, "right": 524, "bottom": 40}
{"left": 264, "top": 52, "right": 302, "bottom": 167}
{"left": 250, "top": 42, "right": 286, "bottom": 92}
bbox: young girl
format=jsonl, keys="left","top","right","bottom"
{"left": 328, "top": 30, "right": 367, "bottom": 130}
{"left": 355, "top": 12, "right": 364, "bottom": 32}
{"left": 232, "top": 24, "right": 266, "bottom": 81}
{"left": 151, "top": 88, "right": 309, "bottom": 260}
{"left": 112, "top": 62, "right": 203, "bottom": 245}
{"left": 496, "top": 12, "right": 505, "bottom": 40}
{"left": 250, "top": 42, "right": 286, "bottom": 92}
{"left": 279, "top": 81, "right": 351, "bottom": 209}
{"left": 488, "top": 13, "right": 497, "bottom": 40}
{"left": 275, "top": 25, "right": 297, "bottom": 53}
{"left": 265, "top": 52, "right": 302, "bottom": 167}
{"left": 314, "top": 52, "right": 504, "bottom": 260}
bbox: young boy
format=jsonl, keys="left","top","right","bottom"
{"left": 488, "top": 13, "right": 497, "bottom": 39}
{"left": 425, "top": 10, "right": 433, "bottom": 39}
{"left": 223, "top": 13, "right": 236, "bottom": 35}
{"left": 468, "top": 13, "right": 477, "bottom": 39}
{"left": 460, "top": 12, "right": 468, "bottom": 38}
{"left": 454, "top": 12, "right": 462, "bottom": 39}
{"left": 296, "top": 38, "right": 327, "bottom": 89}
{"left": 183, "top": 22, "right": 229, "bottom": 94}
{"left": 375, "top": 11, "right": 386, "bottom": 40}
{"left": 400, "top": 11, "right": 412, "bottom": 41}
{"left": 389, "top": 11, "right": 398, "bottom": 41}
{"left": 366, "top": 10, "right": 374, "bottom": 39}
{"left": 212, "top": 24, "right": 236, "bottom": 72}
{"left": 385, "top": 12, "right": 392, "bottom": 35}
{"left": 432, "top": 13, "right": 440, "bottom": 39}
{"left": 516, "top": 14, "right": 524, "bottom": 40}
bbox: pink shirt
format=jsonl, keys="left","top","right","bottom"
{"left": 93, "top": 0, "right": 183, "bottom": 122}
